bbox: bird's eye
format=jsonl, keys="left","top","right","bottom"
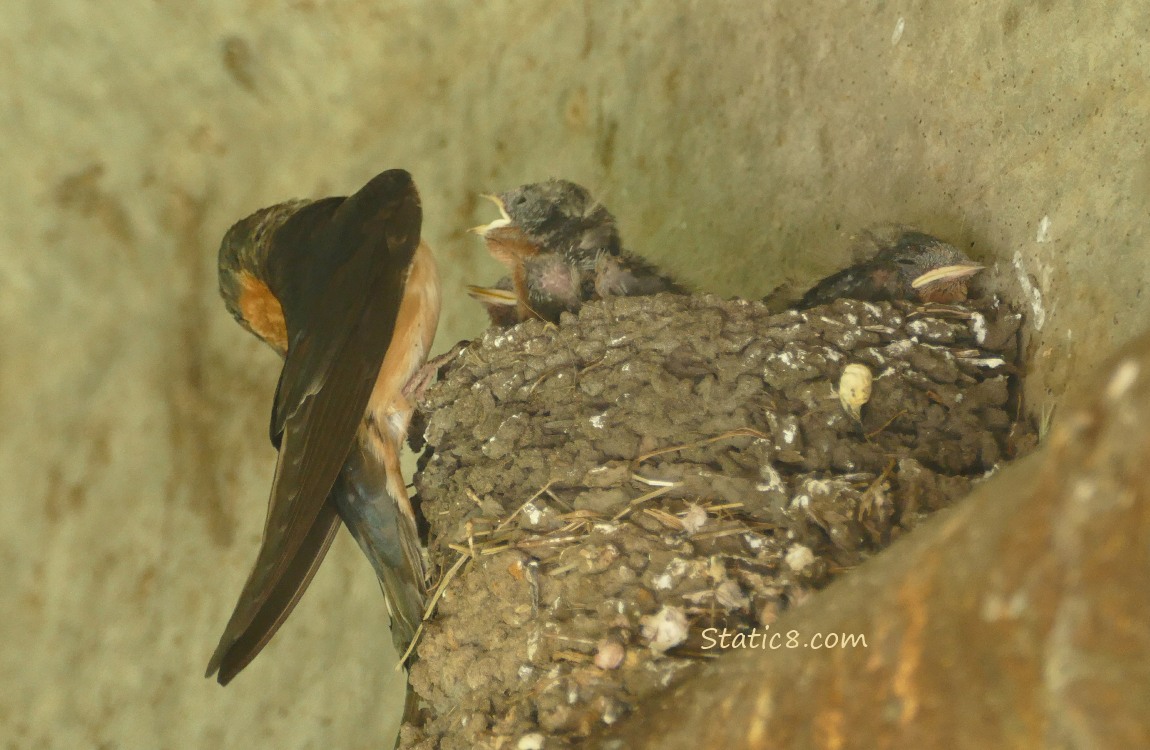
{"left": 512, "top": 195, "right": 528, "bottom": 207}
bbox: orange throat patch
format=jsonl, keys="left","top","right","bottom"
{"left": 237, "top": 270, "right": 289, "bottom": 354}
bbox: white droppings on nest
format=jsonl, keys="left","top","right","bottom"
{"left": 781, "top": 424, "right": 798, "bottom": 444}
{"left": 907, "top": 320, "right": 931, "bottom": 336}
{"left": 681, "top": 589, "right": 711, "bottom": 605}
{"left": 802, "top": 478, "right": 834, "bottom": 495}
{"left": 758, "top": 462, "right": 785, "bottom": 493}
{"left": 969, "top": 312, "right": 988, "bottom": 345}
{"left": 523, "top": 502, "right": 543, "bottom": 525}
{"left": 836, "top": 330, "right": 861, "bottom": 348}
{"left": 785, "top": 544, "right": 816, "bottom": 572}
{"left": 863, "top": 302, "right": 883, "bottom": 317}
{"left": 967, "top": 357, "right": 1007, "bottom": 368}
{"left": 640, "top": 605, "right": 689, "bottom": 652}
{"left": 885, "top": 339, "right": 914, "bottom": 355}
{"left": 878, "top": 366, "right": 896, "bottom": 379}
{"left": 653, "top": 558, "right": 689, "bottom": 590}
{"left": 589, "top": 413, "right": 606, "bottom": 429}
{"left": 790, "top": 493, "right": 811, "bottom": 510}
{"left": 743, "top": 533, "right": 764, "bottom": 550}
{"left": 769, "top": 350, "right": 795, "bottom": 366}
{"left": 495, "top": 413, "right": 524, "bottom": 432}
{"left": 517, "top": 664, "right": 535, "bottom": 680}
{"left": 592, "top": 521, "right": 619, "bottom": 534}
{"left": 1012, "top": 250, "right": 1047, "bottom": 331}
{"left": 891, "top": 16, "right": 906, "bottom": 45}
{"left": 621, "top": 363, "right": 631, "bottom": 372}
{"left": 680, "top": 503, "right": 708, "bottom": 533}
{"left": 924, "top": 344, "right": 959, "bottom": 361}
{"left": 609, "top": 335, "right": 627, "bottom": 346}
{"left": 517, "top": 733, "right": 545, "bottom": 750}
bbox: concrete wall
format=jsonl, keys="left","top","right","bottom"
{"left": 2, "top": 1, "right": 1147, "bottom": 746}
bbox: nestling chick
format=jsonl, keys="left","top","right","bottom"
{"left": 798, "top": 228, "right": 983, "bottom": 308}
{"left": 470, "top": 179, "right": 684, "bottom": 326}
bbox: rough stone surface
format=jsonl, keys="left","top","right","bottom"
{"left": 591, "top": 330, "right": 1150, "bottom": 750}
{"left": 403, "top": 293, "right": 1033, "bottom": 748}
{"left": 3, "top": 1, "right": 1149, "bottom": 747}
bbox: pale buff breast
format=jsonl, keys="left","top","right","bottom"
{"left": 366, "top": 238, "right": 441, "bottom": 446}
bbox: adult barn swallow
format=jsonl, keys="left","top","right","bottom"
{"left": 470, "top": 179, "right": 682, "bottom": 325}
{"left": 797, "top": 229, "right": 983, "bottom": 308}
{"left": 207, "top": 169, "right": 440, "bottom": 685}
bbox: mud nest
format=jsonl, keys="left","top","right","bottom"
{"left": 401, "top": 293, "right": 1033, "bottom": 749}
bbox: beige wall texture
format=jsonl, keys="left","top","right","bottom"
{"left": 2, "top": 1, "right": 1147, "bottom": 747}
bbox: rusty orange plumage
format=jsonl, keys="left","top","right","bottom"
{"left": 209, "top": 169, "right": 439, "bottom": 685}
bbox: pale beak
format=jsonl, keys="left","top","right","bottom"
{"left": 468, "top": 194, "right": 513, "bottom": 235}
{"left": 465, "top": 285, "right": 518, "bottom": 306}
{"left": 911, "top": 263, "right": 984, "bottom": 290}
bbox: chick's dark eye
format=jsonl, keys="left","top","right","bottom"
{"left": 512, "top": 195, "right": 528, "bottom": 206}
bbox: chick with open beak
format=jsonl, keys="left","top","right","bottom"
{"left": 469, "top": 180, "right": 682, "bottom": 325}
